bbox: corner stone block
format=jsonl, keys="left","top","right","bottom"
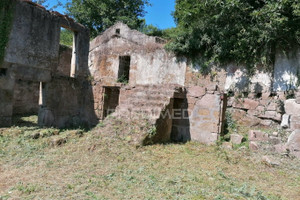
{"left": 191, "top": 132, "right": 218, "bottom": 145}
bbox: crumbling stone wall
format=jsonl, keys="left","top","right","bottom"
{"left": 89, "top": 23, "right": 186, "bottom": 87}
{"left": 227, "top": 92, "right": 286, "bottom": 127}
{"left": 185, "top": 46, "right": 299, "bottom": 94}
{"left": 56, "top": 45, "right": 72, "bottom": 77}
{"left": 89, "top": 23, "right": 187, "bottom": 120}
{"left": 0, "top": 68, "right": 14, "bottom": 126}
{"left": 0, "top": 0, "right": 97, "bottom": 128}
{"left": 39, "top": 77, "right": 96, "bottom": 128}
{"left": 13, "top": 80, "right": 40, "bottom": 115}
{"left": 185, "top": 64, "right": 227, "bottom": 91}
{"left": 109, "top": 84, "right": 225, "bottom": 145}
{"left": 273, "top": 47, "right": 300, "bottom": 91}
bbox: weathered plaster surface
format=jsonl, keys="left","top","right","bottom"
{"left": 273, "top": 47, "right": 300, "bottom": 91}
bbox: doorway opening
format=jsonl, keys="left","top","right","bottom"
{"left": 171, "top": 98, "right": 190, "bottom": 143}
{"left": 102, "top": 87, "right": 120, "bottom": 119}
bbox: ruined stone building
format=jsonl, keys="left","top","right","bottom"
{"left": 89, "top": 22, "right": 225, "bottom": 144}
{"left": 0, "top": 0, "right": 97, "bottom": 128}
{"left": 1, "top": 0, "right": 300, "bottom": 154}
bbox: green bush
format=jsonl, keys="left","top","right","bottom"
{"left": 60, "top": 28, "right": 73, "bottom": 47}
{"left": 167, "top": 0, "right": 300, "bottom": 71}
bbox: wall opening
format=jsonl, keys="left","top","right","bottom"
{"left": 116, "top": 28, "right": 120, "bottom": 34}
{"left": 39, "top": 82, "right": 45, "bottom": 107}
{"left": 118, "top": 56, "right": 130, "bottom": 83}
{"left": 59, "top": 27, "right": 77, "bottom": 77}
{"left": 103, "top": 87, "right": 120, "bottom": 119}
{"left": 171, "top": 98, "right": 190, "bottom": 143}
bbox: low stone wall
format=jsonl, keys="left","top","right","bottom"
{"left": 227, "top": 88, "right": 300, "bottom": 159}
{"left": 39, "top": 77, "right": 97, "bottom": 128}
{"left": 227, "top": 92, "right": 286, "bottom": 127}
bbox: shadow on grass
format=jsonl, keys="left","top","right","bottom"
{"left": 12, "top": 114, "right": 39, "bottom": 127}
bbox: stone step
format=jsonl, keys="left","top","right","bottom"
{"left": 120, "top": 98, "right": 169, "bottom": 106}
{"left": 122, "top": 93, "right": 170, "bottom": 101}
{"left": 116, "top": 108, "right": 162, "bottom": 119}
{"left": 116, "top": 84, "right": 177, "bottom": 121}
{"left": 117, "top": 103, "right": 166, "bottom": 112}
{"left": 129, "top": 88, "right": 174, "bottom": 96}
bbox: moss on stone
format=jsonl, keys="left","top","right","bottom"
{"left": 0, "top": 0, "right": 15, "bottom": 65}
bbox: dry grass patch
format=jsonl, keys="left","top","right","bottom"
{"left": 0, "top": 115, "right": 300, "bottom": 199}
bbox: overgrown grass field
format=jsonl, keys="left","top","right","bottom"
{"left": 0, "top": 116, "right": 300, "bottom": 199}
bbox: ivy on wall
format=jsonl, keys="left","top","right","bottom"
{"left": 0, "top": 0, "right": 15, "bottom": 65}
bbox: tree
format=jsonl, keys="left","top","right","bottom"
{"left": 32, "top": 0, "right": 63, "bottom": 10}
{"left": 166, "top": 0, "right": 300, "bottom": 71}
{"left": 139, "top": 23, "right": 164, "bottom": 37}
{"left": 66, "top": 0, "right": 149, "bottom": 38}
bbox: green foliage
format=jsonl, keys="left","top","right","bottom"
{"left": 66, "top": 0, "right": 150, "bottom": 38}
{"left": 0, "top": 0, "right": 15, "bottom": 65}
{"left": 32, "top": 0, "right": 63, "bottom": 11}
{"left": 224, "top": 111, "right": 237, "bottom": 136}
{"left": 117, "top": 74, "right": 129, "bottom": 84}
{"left": 167, "top": 0, "right": 300, "bottom": 70}
{"left": 60, "top": 28, "right": 73, "bottom": 47}
{"left": 139, "top": 23, "right": 163, "bottom": 37}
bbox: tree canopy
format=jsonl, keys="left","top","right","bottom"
{"left": 166, "top": 0, "right": 300, "bottom": 70}
{"left": 66, "top": 0, "right": 149, "bottom": 38}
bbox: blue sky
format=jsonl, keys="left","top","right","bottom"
{"left": 145, "top": 0, "right": 176, "bottom": 29}
{"left": 47, "top": 0, "right": 176, "bottom": 29}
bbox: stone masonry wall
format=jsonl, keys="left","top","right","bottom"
{"left": 187, "top": 86, "right": 224, "bottom": 144}
{"left": 227, "top": 92, "right": 286, "bottom": 127}
{"left": 89, "top": 22, "right": 186, "bottom": 86}
{"left": 0, "top": 0, "right": 96, "bottom": 128}
{"left": 0, "top": 68, "right": 15, "bottom": 126}
{"left": 185, "top": 46, "right": 299, "bottom": 93}
{"left": 56, "top": 45, "right": 72, "bottom": 77}
{"left": 40, "top": 77, "right": 97, "bottom": 128}
{"left": 13, "top": 80, "right": 40, "bottom": 115}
